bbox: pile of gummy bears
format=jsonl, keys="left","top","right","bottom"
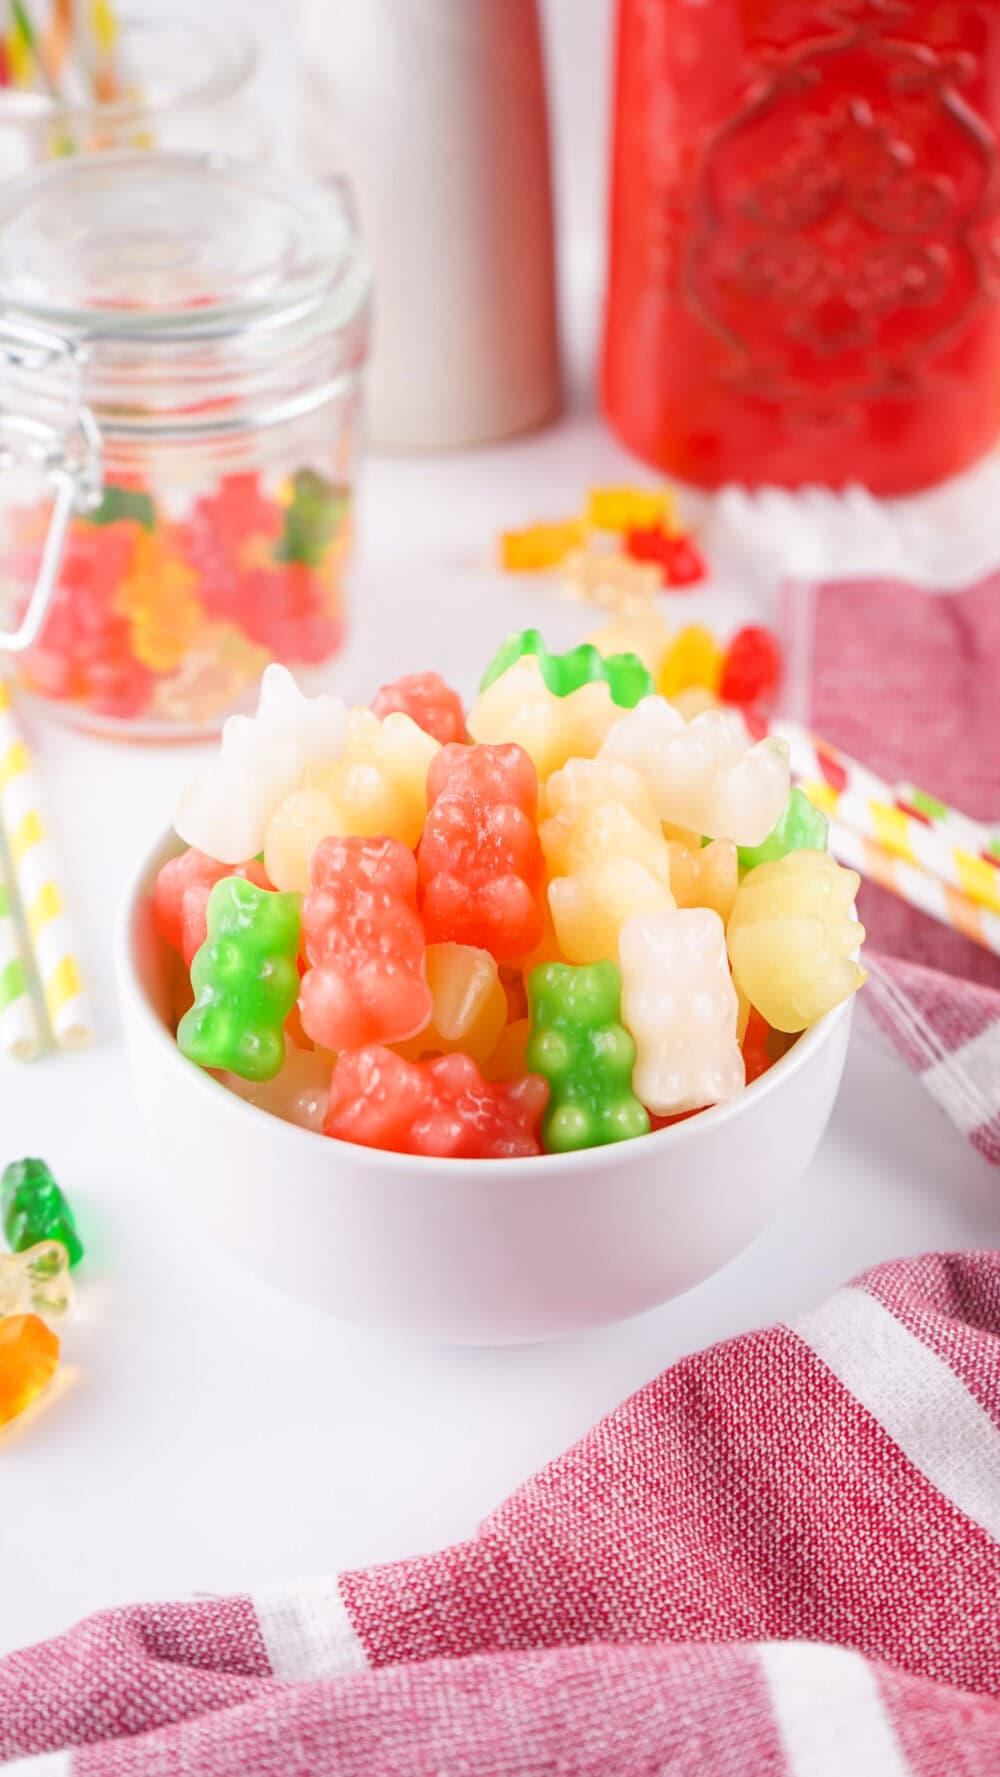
{"left": 155, "top": 620, "right": 866, "bottom": 1159}
{"left": 13, "top": 467, "right": 350, "bottom": 729}
{"left": 0, "top": 1158, "right": 82, "bottom": 1428}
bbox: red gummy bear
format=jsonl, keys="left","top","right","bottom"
{"left": 324, "top": 1046, "right": 548, "bottom": 1158}
{"left": 418, "top": 743, "right": 545, "bottom": 962}
{"left": 370, "top": 671, "right": 468, "bottom": 745}
{"left": 299, "top": 836, "right": 432, "bottom": 1051}
{"left": 154, "top": 848, "right": 272, "bottom": 966}
{"left": 741, "top": 1007, "right": 772, "bottom": 1086}
{"left": 719, "top": 626, "right": 783, "bottom": 708}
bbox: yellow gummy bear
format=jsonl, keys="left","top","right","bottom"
{"left": 500, "top": 520, "right": 584, "bottom": 570}
{"left": 540, "top": 759, "right": 675, "bottom": 964}
{"left": 668, "top": 838, "right": 739, "bottom": 925}
{"left": 586, "top": 485, "right": 675, "bottom": 531}
{"left": 265, "top": 708, "right": 439, "bottom": 891}
{"left": 116, "top": 531, "right": 203, "bottom": 673}
{"left": 727, "top": 850, "right": 866, "bottom": 1032}
{"left": 481, "top": 1017, "right": 531, "bottom": 1082}
{"left": 467, "top": 656, "right": 619, "bottom": 782}
{"left": 657, "top": 625, "right": 724, "bottom": 699}
{"left": 394, "top": 943, "right": 507, "bottom": 1066}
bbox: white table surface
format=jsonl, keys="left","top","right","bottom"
{"left": 3, "top": 354, "right": 999, "bottom": 1660}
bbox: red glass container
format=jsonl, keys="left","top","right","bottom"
{"left": 601, "top": 0, "right": 1000, "bottom": 493}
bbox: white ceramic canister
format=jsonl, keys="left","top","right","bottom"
{"left": 302, "top": 0, "right": 560, "bottom": 450}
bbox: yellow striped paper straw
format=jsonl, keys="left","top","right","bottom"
{"left": 0, "top": 845, "right": 42, "bottom": 1059}
{"left": 0, "top": 681, "right": 93, "bottom": 1048}
{"left": 773, "top": 720, "right": 1000, "bottom": 918}
{"left": 826, "top": 818, "right": 1000, "bottom": 960}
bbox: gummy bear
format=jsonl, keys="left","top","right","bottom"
{"left": 719, "top": 625, "right": 783, "bottom": 708}
{"left": 1, "top": 1158, "right": 83, "bottom": 1268}
{"left": 741, "top": 1006, "right": 773, "bottom": 1086}
{"left": 727, "top": 851, "right": 866, "bottom": 1032}
{"left": 222, "top": 1043, "right": 333, "bottom": 1133}
{"left": 0, "top": 1314, "right": 59, "bottom": 1427}
{"left": 274, "top": 470, "right": 348, "bottom": 568}
{"left": 526, "top": 960, "right": 649, "bottom": 1152}
{"left": 562, "top": 548, "right": 662, "bottom": 610}
{"left": 468, "top": 656, "right": 620, "bottom": 781}
{"left": 370, "top": 671, "right": 467, "bottom": 744}
{"left": 499, "top": 519, "right": 584, "bottom": 570}
{"left": 154, "top": 847, "right": 272, "bottom": 968}
{"left": 619, "top": 908, "right": 745, "bottom": 1115}
{"left": 178, "top": 877, "right": 302, "bottom": 1081}
{"left": 481, "top": 1016, "right": 531, "bottom": 1083}
{"left": 666, "top": 837, "right": 738, "bottom": 925}
{"left": 481, "top": 628, "right": 653, "bottom": 708}
{"left": 540, "top": 758, "right": 675, "bottom": 964}
{"left": 586, "top": 486, "right": 674, "bottom": 531}
{"left": 299, "top": 835, "right": 432, "bottom": 1052}
{"left": 736, "top": 787, "right": 829, "bottom": 873}
{"left": 601, "top": 698, "right": 790, "bottom": 847}
{"left": 657, "top": 625, "right": 724, "bottom": 699}
{"left": 265, "top": 708, "right": 439, "bottom": 892}
{"left": 115, "top": 528, "right": 204, "bottom": 674}
{"left": 324, "top": 1047, "right": 548, "bottom": 1159}
{"left": 585, "top": 610, "right": 670, "bottom": 676}
{"left": 175, "top": 664, "right": 347, "bottom": 864}
{"left": 394, "top": 943, "right": 507, "bottom": 1066}
{"left": 0, "top": 1241, "right": 72, "bottom": 1320}
{"left": 417, "top": 742, "right": 545, "bottom": 961}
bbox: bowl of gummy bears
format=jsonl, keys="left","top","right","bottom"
{"left": 118, "top": 619, "right": 865, "bottom": 1344}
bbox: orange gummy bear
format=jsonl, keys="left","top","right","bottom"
{"left": 0, "top": 1313, "right": 59, "bottom": 1427}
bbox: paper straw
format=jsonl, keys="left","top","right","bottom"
{"left": 826, "top": 818, "right": 1000, "bottom": 960}
{"left": 0, "top": 682, "right": 93, "bottom": 1048}
{"left": 773, "top": 720, "right": 1000, "bottom": 915}
{"left": 0, "top": 847, "right": 43, "bottom": 1059}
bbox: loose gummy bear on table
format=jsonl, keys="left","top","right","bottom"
{"left": 1, "top": 1158, "right": 84, "bottom": 1269}
{"left": 417, "top": 742, "right": 546, "bottom": 962}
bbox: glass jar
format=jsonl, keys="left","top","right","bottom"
{"left": 602, "top": 0, "right": 1000, "bottom": 494}
{"left": 0, "top": 152, "right": 370, "bottom": 738}
{"left": 0, "top": 12, "right": 264, "bottom": 179}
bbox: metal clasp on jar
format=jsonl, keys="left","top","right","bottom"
{"left": 0, "top": 315, "right": 103, "bottom": 654}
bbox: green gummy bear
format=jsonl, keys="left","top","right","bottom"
{"left": 274, "top": 470, "right": 350, "bottom": 568}
{"left": 1, "top": 1157, "right": 84, "bottom": 1268}
{"left": 480, "top": 629, "right": 653, "bottom": 708}
{"left": 86, "top": 483, "right": 156, "bottom": 531}
{"left": 526, "top": 960, "right": 650, "bottom": 1153}
{"left": 178, "top": 878, "right": 302, "bottom": 1083}
{"left": 737, "top": 787, "right": 829, "bottom": 873}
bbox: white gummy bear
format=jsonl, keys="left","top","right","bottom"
{"left": 600, "top": 696, "right": 790, "bottom": 847}
{"left": 175, "top": 665, "right": 347, "bottom": 863}
{"left": 619, "top": 906, "right": 745, "bottom": 1115}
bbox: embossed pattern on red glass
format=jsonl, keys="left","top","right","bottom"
{"left": 601, "top": 0, "right": 1000, "bottom": 492}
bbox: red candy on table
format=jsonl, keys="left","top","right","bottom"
{"left": 418, "top": 743, "right": 545, "bottom": 962}
{"left": 324, "top": 1045, "right": 549, "bottom": 1158}
{"left": 719, "top": 626, "right": 783, "bottom": 708}
{"left": 370, "top": 671, "right": 467, "bottom": 745}
{"left": 154, "top": 849, "right": 272, "bottom": 967}
{"left": 624, "top": 526, "right": 707, "bottom": 588}
{"left": 299, "top": 835, "right": 433, "bottom": 1051}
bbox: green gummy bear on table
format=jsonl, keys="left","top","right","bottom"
{"left": 526, "top": 959, "right": 650, "bottom": 1153}
{"left": 1, "top": 1157, "right": 84, "bottom": 1268}
{"left": 480, "top": 629, "right": 653, "bottom": 709}
{"left": 737, "top": 786, "right": 829, "bottom": 873}
{"left": 178, "top": 877, "right": 302, "bottom": 1083}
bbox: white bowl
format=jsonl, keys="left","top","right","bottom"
{"left": 117, "top": 833, "right": 854, "bottom": 1345}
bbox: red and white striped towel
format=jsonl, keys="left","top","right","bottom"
{"left": 4, "top": 1252, "right": 1000, "bottom": 1772}
{"left": 802, "top": 575, "right": 1000, "bottom": 1164}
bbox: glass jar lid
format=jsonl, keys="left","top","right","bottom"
{"left": 0, "top": 151, "right": 362, "bottom": 338}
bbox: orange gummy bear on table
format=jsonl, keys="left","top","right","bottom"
{"left": 0, "top": 1313, "right": 59, "bottom": 1427}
